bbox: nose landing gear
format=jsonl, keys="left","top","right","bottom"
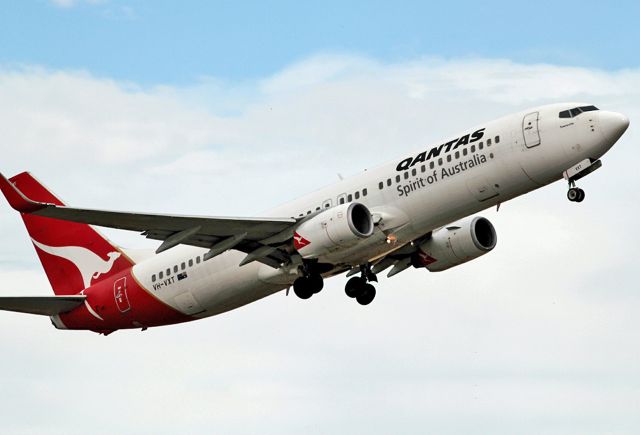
{"left": 567, "top": 186, "right": 585, "bottom": 202}
{"left": 344, "top": 264, "right": 377, "bottom": 305}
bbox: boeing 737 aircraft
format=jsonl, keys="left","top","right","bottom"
{"left": 0, "top": 103, "right": 629, "bottom": 334}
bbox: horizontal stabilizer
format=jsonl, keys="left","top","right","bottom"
{"left": 0, "top": 295, "right": 86, "bottom": 316}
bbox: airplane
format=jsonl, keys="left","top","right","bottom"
{"left": 0, "top": 102, "right": 629, "bottom": 335}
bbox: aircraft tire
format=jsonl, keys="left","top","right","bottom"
{"left": 356, "top": 284, "right": 376, "bottom": 306}
{"left": 293, "top": 277, "right": 313, "bottom": 299}
{"left": 345, "top": 276, "right": 366, "bottom": 298}
{"left": 309, "top": 273, "right": 324, "bottom": 294}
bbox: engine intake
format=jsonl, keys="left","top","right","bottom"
{"left": 294, "top": 202, "right": 374, "bottom": 259}
{"left": 415, "top": 216, "right": 497, "bottom": 272}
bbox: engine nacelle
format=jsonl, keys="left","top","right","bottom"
{"left": 294, "top": 202, "right": 374, "bottom": 259}
{"left": 414, "top": 216, "right": 497, "bottom": 272}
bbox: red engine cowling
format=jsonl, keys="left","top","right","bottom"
{"left": 294, "top": 202, "right": 374, "bottom": 259}
{"left": 414, "top": 216, "right": 497, "bottom": 272}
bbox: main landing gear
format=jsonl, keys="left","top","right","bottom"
{"left": 345, "top": 264, "right": 377, "bottom": 306}
{"left": 293, "top": 273, "right": 323, "bottom": 299}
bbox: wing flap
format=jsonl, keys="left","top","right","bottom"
{"left": 0, "top": 296, "right": 87, "bottom": 316}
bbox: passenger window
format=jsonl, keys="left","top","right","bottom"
{"left": 322, "top": 199, "right": 332, "bottom": 209}
{"left": 471, "top": 145, "right": 476, "bottom": 153}
{"left": 463, "top": 148, "right": 468, "bottom": 156}
{"left": 307, "top": 210, "right": 311, "bottom": 215}
{"left": 446, "top": 155, "right": 451, "bottom": 162}
{"left": 339, "top": 197, "right": 345, "bottom": 204}
{"left": 404, "top": 172, "right": 409, "bottom": 180}
{"left": 387, "top": 178, "right": 392, "bottom": 186}
{"left": 152, "top": 274, "right": 156, "bottom": 282}
{"left": 173, "top": 265, "right": 178, "bottom": 273}
{"left": 495, "top": 136, "right": 500, "bottom": 144}
{"left": 159, "top": 271, "right": 164, "bottom": 279}
{"left": 188, "top": 259, "right": 193, "bottom": 267}
{"left": 455, "top": 151, "right": 460, "bottom": 159}
{"left": 378, "top": 181, "right": 383, "bottom": 190}
{"left": 196, "top": 256, "right": 201, "bottom": 264}
{"left": 181, "top": 262, "right": 186, "bottom": 270}
{"left": 430, "top": 161, "right": 435, "bottom": 169}
{"left": 438, "top": 158, "right": 443, "bottom": 166}
{"left": 363, "top": 188, "right": 367, "bottom": 196}
{"left": 487, "top": 138, "right": 492, "bottom": 146}
{"left": 421, "top": 165, "right": 426, "bottom": 173}
{"left": 355, "top": 191, "right": 360, "bottom": 200}
{"left": 395, "top": 175, "right": 401, "bottom": 183}
{"left": 166, "top": 268, "right": 171, "bottom": 276}
{"left": 347, "top": 194, "right": 353, "bottom": 202}
{"left": 411, "top": 168, "right": 417, "bottom": 176}
{"left": 479, "top": 143, "right": 483, "bottom": 150}
{"left": 316, "top": 206, "right": 320, "bottom": 211}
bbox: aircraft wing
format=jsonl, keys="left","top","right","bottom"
{"left": 0, "top": 173, "right": 297, "bottom": 268}
{"left": 0, "top": 295, "right": 86, "bottom": 316}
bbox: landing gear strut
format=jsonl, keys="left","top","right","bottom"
{"left": 293, "top": 263, "right": 324, "bottom": 300}
{"left": 344, "top": 264, "right": 377, "bottom": 306}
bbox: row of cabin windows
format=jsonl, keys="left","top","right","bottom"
{"left": 339, "top": 188, "right": 368, "bottom": 205}
{"left": 151, "top": 255, "right": 202, "bottom": 282}
{"left": 295, "top": 188, "right": 369, "bottom": 217}
{"left": 378, "top": 136, "right": 500, "bottom": 190}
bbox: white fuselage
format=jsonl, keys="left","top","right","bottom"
{"left": 130, "top": 103, "right": 627, "bottom": 317}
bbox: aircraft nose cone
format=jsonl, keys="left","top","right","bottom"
{"left": 600, "top": 111, "right": 630, "bottom": 143}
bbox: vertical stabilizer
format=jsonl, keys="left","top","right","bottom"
{"left": 7, "top": 172, "right": 134, "bottom": 295}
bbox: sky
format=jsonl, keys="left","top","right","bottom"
{"left": 0, "top": 1, "right": 639, "bottom": 434}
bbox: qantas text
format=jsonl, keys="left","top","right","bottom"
{"left": 396, "top": 128, "right": 485, "bottom": 171}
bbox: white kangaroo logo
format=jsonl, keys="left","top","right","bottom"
{"left": 31, "top": 239, "right": 121, "bottom": 289}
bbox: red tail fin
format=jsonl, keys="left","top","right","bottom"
{"left": 8, "top": 172, "right": 134, "bottom": 295}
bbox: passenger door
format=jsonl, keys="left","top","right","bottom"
{"left": 522, "top": 112, "right": 541, "bottom": 148}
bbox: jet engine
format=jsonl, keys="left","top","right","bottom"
{"left": 294, "top": 202, "right": 374, "bottom": 259}
{"left": 414, "top": 216, "right": 497, "bottom": 272}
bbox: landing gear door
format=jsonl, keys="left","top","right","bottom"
{"left": 523, "top": 112, "right": 541, "bottom": 148}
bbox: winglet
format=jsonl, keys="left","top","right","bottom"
{"left": 0, "top": 172, "right": 48, "bottom": 213}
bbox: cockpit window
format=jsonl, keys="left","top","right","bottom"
{"left": 579, "top": 105, "right": 598, "bottom": 112}
{"left": 570, "top": 107, "right": 582, "bottom": 117}
{"left": 558, "top": 105, "right": 599, "bottom": 119}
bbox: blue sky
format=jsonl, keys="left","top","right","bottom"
{"left": 1, "top": 1, "right": 638, "bottom": 84}
{"left": 1, "top": 2, "right": 639, "bottom": 435}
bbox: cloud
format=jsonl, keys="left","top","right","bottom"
{"left": 0, "top": 55, "right": 639, "bottom": 434}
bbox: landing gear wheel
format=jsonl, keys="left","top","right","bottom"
{"left": 567, "top": 187, "right": 579, "bottom": 202}
{"left": 293, "top": 277, "right": 313, "bottom": 300}
{"left": 345, "top": 276, "right": 366, "bottom": 298}
{"left": 308, "top": 273, "right": 324, "bottom": 294}
{"left": 356, "top": 284, "right": 376, "bottom": 306}
{"left": 567, "top": 187, "right": 585, "bottom": 202}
